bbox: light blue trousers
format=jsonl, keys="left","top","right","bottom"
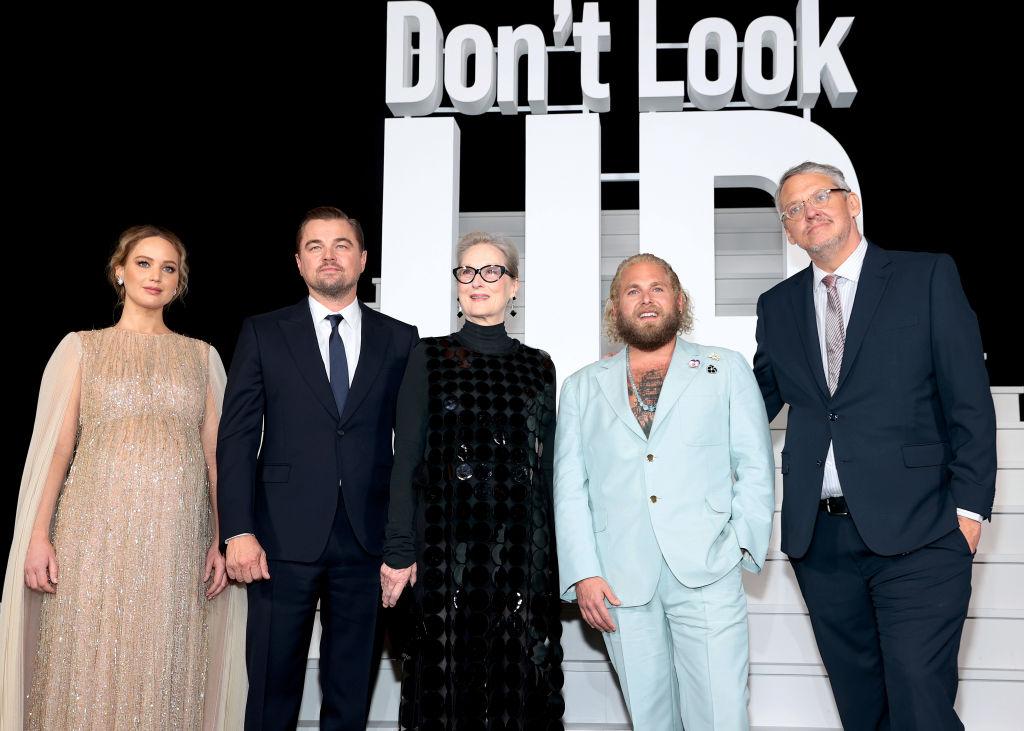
{"left": 603, "top": 558, "right": 750, "bottom": 731}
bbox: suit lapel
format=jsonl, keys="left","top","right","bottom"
{"left": 279, "top": 300, "right": 340, "bottom": 422}
{"left": 835, "top": 243, "right": 892, "bottom": 394}
{"left": 788, "top": 267, "right": 830, "bottom": 400}
{"left": 648, "top": 338, "right": 700, "bottom": 436}
{"left": 596, "top": 349, "right": 646, "bottom": 441}
{"left": 339, "top": 303, "right": 393, "bottom": 425}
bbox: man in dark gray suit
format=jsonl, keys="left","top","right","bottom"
{"left": 753, "top": 162, "right": 996, "bottom": 730}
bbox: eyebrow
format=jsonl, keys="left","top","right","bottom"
{"left": 783, "top": 188, "right": 828, "bottom": 206}
{"left": 305, "top": 237, "right": 354, "bottom": 246}
{"left": 134, "top": 254, "right": 178, "bottom": 265}
{"left": 625, "top": 280, "right": 668, "bottom": 288}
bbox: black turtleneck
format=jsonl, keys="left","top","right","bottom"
{"left": 452, "top": 319, "right": 517, "bottom": 355}
{"left": 383, "top": 320, "right": 554, "bottom": 569}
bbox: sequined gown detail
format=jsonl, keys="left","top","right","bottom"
{"left": 27, "top": 329, "right": 214, "bottom": 730}
{"left": 400, "top": 337, "right": 565, "bottom": 731}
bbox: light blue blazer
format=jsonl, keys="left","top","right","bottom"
{"left": 554, "top": 338, "right": 775, "bottom": 606}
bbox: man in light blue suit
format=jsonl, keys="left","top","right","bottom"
{"left": 554, "top": 254, "right": 775, "bottom": 731}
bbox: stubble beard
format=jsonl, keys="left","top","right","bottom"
{"left": 803, "top": 217, "right": 853, "bottom": 263}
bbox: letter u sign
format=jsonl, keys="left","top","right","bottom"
{"left": 379, "top": 111, "right": 861, "bottom": 392}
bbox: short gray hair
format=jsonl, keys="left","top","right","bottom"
{"left": 775, "top": 161, "right": 851, "bottom": 210}
{"left": 456, "top": 231, "right": 520, "bottom": 280}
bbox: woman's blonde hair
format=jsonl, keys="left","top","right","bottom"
{"left": 107, "top": 225, "right": 189, "bottom": 305}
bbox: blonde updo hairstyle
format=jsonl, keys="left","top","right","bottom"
{"left": 107, "top": 224, "right": 189, "bottom": 305}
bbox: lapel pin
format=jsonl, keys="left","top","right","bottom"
{"left": 708, "top": 352, "right": 721, "bottom": 361}
{"left": 688, "top": 358, "right": 701, "bottom": 368}
{"left": 706, "top": 364, "right": 718, "bottom": 374}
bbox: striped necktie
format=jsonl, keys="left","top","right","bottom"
{"left": 822, "top": 274, "right": 845, "bottom": 395}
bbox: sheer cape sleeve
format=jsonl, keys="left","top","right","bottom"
{"left": 202, "top": 344, "right": 249, "bottom": 731}
{"left": 0, "top": 333, "right": 82, "bottom": 728}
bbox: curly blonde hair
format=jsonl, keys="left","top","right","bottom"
{"left": 603, "top": 253, "right": 694, "bottom": 343}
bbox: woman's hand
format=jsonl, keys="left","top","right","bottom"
{"left": 204, "top": 541, "right": 229, "bottom": 600}
{"left": 380, "top": 563, "right": 417, "bottom": 608}
{"left": 25, "top": 536, "right": 58, "bottom": 593}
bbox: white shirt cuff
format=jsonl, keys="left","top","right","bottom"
{"left": 225, "top": 533, "right": 254, "bottom": 542}
{"left": 956, "top": 508, "right": 983, "bottom": 523}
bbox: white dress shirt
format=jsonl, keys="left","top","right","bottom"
{"left": 308, "top": 296, "right": 361, "bottom": 384}
{"left": 811, "top": 239, "right": 866, "bottom": 500}
{"left": 811, "top": 239, "right": 980, "bottom": 523}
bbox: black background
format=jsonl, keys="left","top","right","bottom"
{"left": 4, "top": 2, "right": 1016, "bottom": 571}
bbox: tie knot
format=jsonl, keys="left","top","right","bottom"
{"left": 822, "top": 274, "right": 839, "bottom": 290}
{"left": 326, "top": 314, "right": 344, "bottom": 329}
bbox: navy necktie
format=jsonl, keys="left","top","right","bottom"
{"left": 326, "top": 314, "right": 349, "bottom": 416}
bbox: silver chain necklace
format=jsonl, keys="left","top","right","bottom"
{"left": 626, "top": 347, "right": 657, "bottom": 413}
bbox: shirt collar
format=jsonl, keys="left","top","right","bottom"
{"left": 308, "top": 296, "right": 362, "bottom": 329}
{"left": 812, "top": 237, "right": 868, "bottom": 288}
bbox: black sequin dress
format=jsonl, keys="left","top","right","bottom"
{"left": 385, "top": 320, "right": 564, "bottom": 731}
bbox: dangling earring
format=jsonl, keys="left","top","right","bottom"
{"left": 509, "top": 295, "right": 518, "bottom": 318}
{"left": 117, "top": 276, "right": 124, "bottom": 286}
{"left": 456, "top": 298, "right": 463, "bottom": 319}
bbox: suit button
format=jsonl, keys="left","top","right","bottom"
{"left": 816, "top": 459, "right": 824, "bottom": 467}
{"left": 646, "top": 454, "right": 655, "bottom": 462}
{"left": 650, "top": 495, "right": 658, "bottom": 503}
{"left": 337, "top": 428, "right": 345, "bottom": 437}
{"left": 828, "top": 413, "right": 838, "bottom": 422}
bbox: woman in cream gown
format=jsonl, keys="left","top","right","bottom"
{"left": 0, "top": 226, "right": 247, "bottom": 730}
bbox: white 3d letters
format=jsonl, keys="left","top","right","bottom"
{"left": 385, "top": 1, "right": 444, "bottom": 117}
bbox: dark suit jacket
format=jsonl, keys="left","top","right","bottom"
{"left": 754, "top": 242, "right": 996, "bottom": 559}
{"left": 217, "top": 299, "right": 418, "bottom": 562}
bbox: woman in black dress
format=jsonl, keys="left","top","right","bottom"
{"left": 381, "top": 232, "right": 564, "bottom": 730}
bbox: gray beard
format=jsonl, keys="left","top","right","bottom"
{"left": 618, "top": 307, "right": 682, "bottom": 351}
{"left": 803, "top": 219, "right": 852, "bottom": 262}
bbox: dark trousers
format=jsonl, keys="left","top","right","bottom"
{"left": 245, "top": 503, "right": 381, "bottom": 730}
{"left": 790, "top": 510, "right": 973, "bottom": 731}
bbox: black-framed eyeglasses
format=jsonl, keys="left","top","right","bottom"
{"left": 779, "top": 188, "right": 850, "bottom": 222}
{"left": 452, "top": 264, "right": 510, "bottom": 284}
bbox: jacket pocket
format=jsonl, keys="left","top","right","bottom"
{"left": 901, "top": 442, "right": 951, "bottom": 468}
{"left": 705, "top": 489, "right": 733, "bottom": 515}
{"left": 259, "top": 463, "right": 291, "bottom": 483}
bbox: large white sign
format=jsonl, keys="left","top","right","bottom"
{"left": 381, "top": 0, "right": 862, "bottom": 379}
{"left": 386, "top": 0, "right": 856, "bottom": 116}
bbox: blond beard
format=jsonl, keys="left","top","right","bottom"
{"left": 617, "top": 306, "right": 682, "bottom": 351}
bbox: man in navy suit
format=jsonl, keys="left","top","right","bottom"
{"left": 217, "top": 207, "right": 418, "bottom": 730}
{"left": 754, "top": 162, "right": 996, "bottom": 730}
